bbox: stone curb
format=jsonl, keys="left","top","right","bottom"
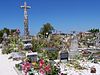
{"left": 13, "top": 67, "right": 24, "bottom": 75}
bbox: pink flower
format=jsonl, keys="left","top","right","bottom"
{"left": 39, "top": 59, "right": 44, "bottom": 68}
{"left": 44, "top": 64, "right": 51, "bottom": 72}
{"left": 39, "top": 68, "right": 45, "bottom": 75}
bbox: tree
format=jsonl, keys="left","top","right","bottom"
{"left": 88, "top": 28, "right": 99, "bottom": 37}
{"left": 0, "top": 28, "right": 9, "bottom": 43}
{"left": 0, "top": 31, "right": 3, "bottom": 43}
{"left": 88, "top": 28, "right": 99, "bottom": 33}
{"left": 39, "top": 23, "right": 54, "bottom": 38}
{"left": 0, "top": 30, "right": 3, "bottom": 37}
{"left": 10, "top": 29, "right": 17, "bottom": 35}
{"left": 3, "top": 28, "right": 10, "bottom": 35}
{"left": 0, "top": 28, "right": 10, "bottom": 37}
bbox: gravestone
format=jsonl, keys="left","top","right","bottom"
{"left": 58, "top": 50, "right": 69, "bottom": 62}
{"left": 60, "top": 51, "right": 68, "bottom": 61}
{"left": 69, "top": 33, "right": 79, "bottom": 59}
{"left": 95, "top": 32, "right": 100, "bottom": 47}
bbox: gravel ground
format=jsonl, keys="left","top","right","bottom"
{"left": 0, "top": 49, "right": 18, "bottom": 75}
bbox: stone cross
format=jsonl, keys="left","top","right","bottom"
{"left": 21, "top": 2, "right": 31, "bottom": 37}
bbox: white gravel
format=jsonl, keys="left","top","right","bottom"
{"left": 0, "top": 49, "right": 18, "bottom": 75}
{"left": 60, "top": 61, "right": 100, "bottom": 75}
{"left": 0, "top": 48, "right": 100, "bottom": 75}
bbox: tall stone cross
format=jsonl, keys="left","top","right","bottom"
{"left": 21, "top": 2, "right": 31, "bottom": 37}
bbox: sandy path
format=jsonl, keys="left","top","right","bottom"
{"left": 0, "top": 49, "right": 18, "bottom": 75}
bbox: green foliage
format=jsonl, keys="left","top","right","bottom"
{"left": 0, "top": 28, "right": 17, "bottom": 43}
{"left": 88, "top": 54, "right": 94, "bottom": 60}
{"left": 74, "top": 54, "right": 82, "bottom": 60}
{"left": 2, "top": 48, "right": 13, "bottom": 54}
{"left": 3, "top": 28, "right": 10, "bottom": 35}
{"left": 39, "top": 23, "right": 54, "bottom": 38}
{"left": 46, "top": 50, "right": 58, "bottom": 60}
{"left": 32, "top": 39, "right": 40, "bottom": 52}
{"left": 32, "top": 38, "right": 49, "bottom": 52}
{"left": 15, "top": 64, "right": 19, "bottom": 68}
{"left": 10, "top": 29, "right": 17, "bottom": 35}
{"left": 2, "top": 30, "right": 21, "bottom": 54}
{"left": 88, "top": 28, "right": 99, "bottom": 33}
{"left": 0, "top": 30, "right": 3, "bottom": 37}
{"left": 15, "top": 64, "right": 22, "bottom": 70}
{"left": 73, "top": 63, "right": 83, "bottom": 70}
{"left": 51, "top": 65, "right": 59, "bottom": 75}
{"left": 0, "top": 28, "right": 10, "bottom": 37}
{"left": 0, "top": 37, "right": 3, "bottom": 43}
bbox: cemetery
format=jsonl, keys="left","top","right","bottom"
{"left": 0, "top": 1, "right": 100, "bottom": 75}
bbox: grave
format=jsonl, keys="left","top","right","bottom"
{"left": 69, "top": 33, "right": 79, "bottom": 60}
{"left": 60, "top": 50, "right": 68, "bottom": 61}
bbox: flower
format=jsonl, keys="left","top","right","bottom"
{"left": 39, "top": 68, "right": 45, "bottom": 75}
{"left": 44, "top": 64, "right": 51, "bottom": 72}
{"left": 39, "top": 59, "right": 44, "bottom": 68}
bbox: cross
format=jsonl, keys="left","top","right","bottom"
{"left": 20, "top": 2, "right": 31, "bottom": 37}
{"left": 21, "top": 2, "right": 31, "bottom": 10}
{"left": 21, "top": 2, "right": 31, "bottom": 19}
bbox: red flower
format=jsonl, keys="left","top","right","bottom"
{"left": 39, "top": 68, "right": 45, "bottom": 75}
{"left": 39, "top": 59, "right": 44, "bottom": 68}
{"left": 22, "top": 64, "right": 25, "bottom": 70}
{"left": 22, "top": 62, "right": 31, "bottom": 71}
{"left": 44, "top": 64, "right": 51, "bottom": 72}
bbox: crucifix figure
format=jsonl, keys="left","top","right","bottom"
{"left": 21, "top": 2, "right": 31, "bottom": 37}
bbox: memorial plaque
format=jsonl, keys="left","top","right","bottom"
{"left": 60, "top": 52, "right": 68, "bottom": 60}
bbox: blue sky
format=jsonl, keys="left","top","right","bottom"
{"left": 0, "top": 0, "right": 100, "bottom": 35}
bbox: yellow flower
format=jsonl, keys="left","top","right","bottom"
{"left": 32, "top": 62, "right": 36, "bottom": 65}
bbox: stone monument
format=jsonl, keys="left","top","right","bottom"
{"left": 95, "top": 32, "right": 100, "bottom": 47}
{"left": 69, "top": 32, "right": 79, "bottom": 59}
{"left": 58, "top": 37, "right": 69, "bottom": 62}
{"left": 20, "top": 2, "right": 32, "bottom": 50}
{"left": 21, "top": 2, "right": 31, "bottom": 38}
